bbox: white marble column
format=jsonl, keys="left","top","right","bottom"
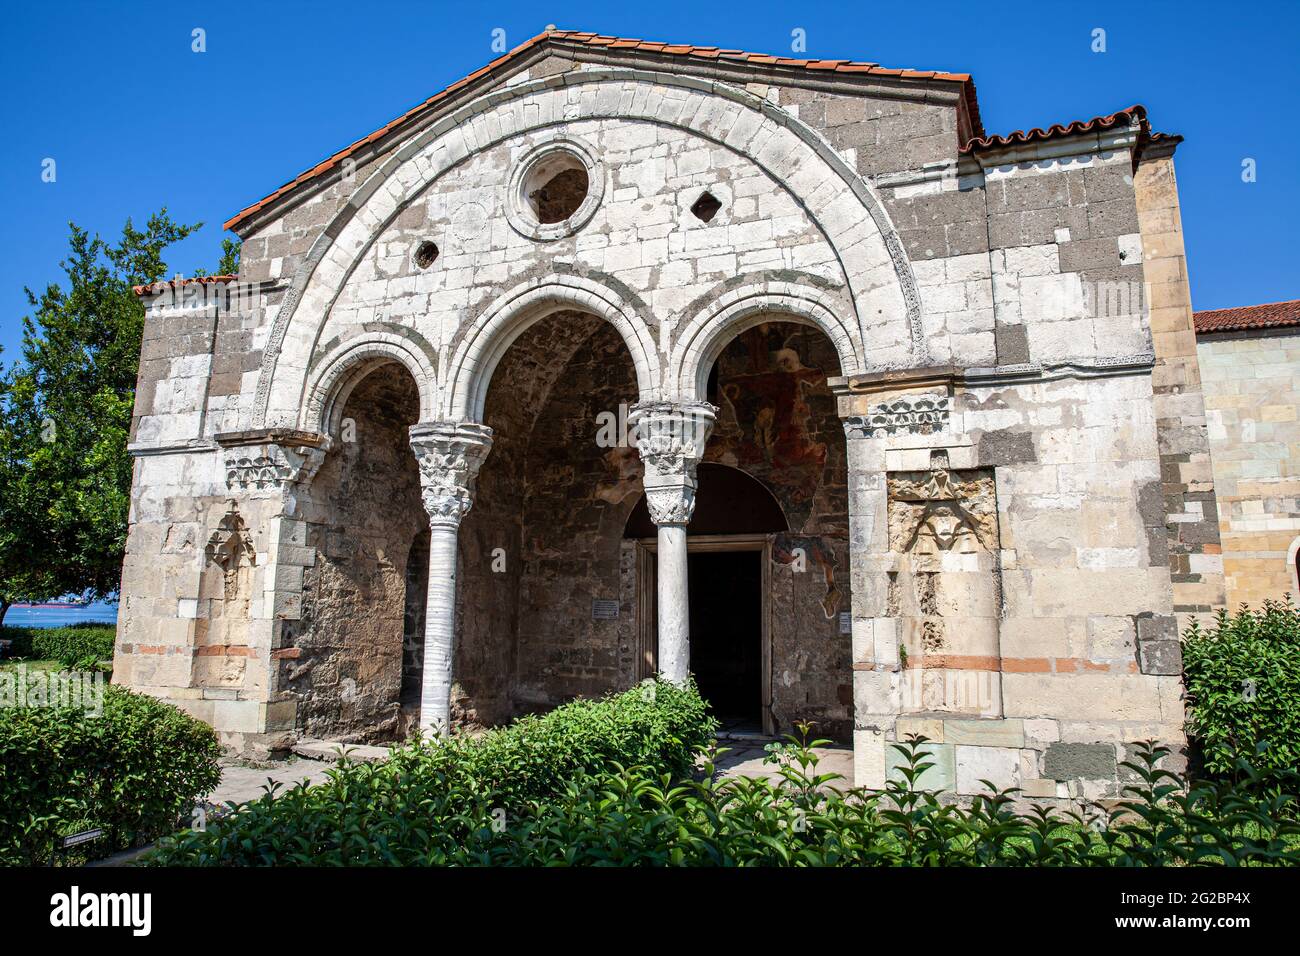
{"left": 628, "top": 402, "right": 715, "bottom": 685}
{"left": 408, "top": 420, "right": 493, "bottom": 735}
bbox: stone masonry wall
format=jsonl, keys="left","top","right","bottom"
{"left": 291, "top": 364, "right": 424, "bottom": 742}
{"left": 844, "top": 368, "right": 1184, "bottom": 800}
{"left": 1198, "top": 328, "right": 1300, "bottom": 607}
{"left": 1134, "top": 151, "right": 1225, "bottom": 619}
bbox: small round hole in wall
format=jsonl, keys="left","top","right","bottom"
{"left": 414, "top": 240, "right": 439, "bottom": 269}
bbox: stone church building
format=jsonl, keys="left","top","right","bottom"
{"left": 116, "top": 29, "right": 1224, "bottom": 798}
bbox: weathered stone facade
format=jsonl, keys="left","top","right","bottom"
{"left": 117, "top": 29, "right": 1217, "bottom": 795}
{"left": 1197, "top": 317, "right": 1300, "bottom": 608}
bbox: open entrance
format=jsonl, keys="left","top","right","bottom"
{"left": 625, "top": 463, "right": 787, "bottom": 732}
{"left": 689, "top": 549, "right": 762, "bottom": 729}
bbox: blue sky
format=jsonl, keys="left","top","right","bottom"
{"left": 1, "top": 0, "right": 1296, "bottom": 361}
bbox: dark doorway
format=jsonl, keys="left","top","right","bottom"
{"left": 688, "top": 550, "right": 763, "bottom": 728}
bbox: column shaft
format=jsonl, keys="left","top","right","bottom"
{"left": 656, "top": 523, "right": 690, "bottom": 683}
{"left": 420, "top": 522, "right": 460, "bottom": 733}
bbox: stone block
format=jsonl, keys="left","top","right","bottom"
{"left": 853, "top": 729, "right": 887, "bottom": 789}
{"left": 1138, "top": 640, "right": 1183, "bottom": 676}
{"left": 977, "top": 428, "right": 1037, "bottom": 467}
{"left": 955, "top": 745, "right": 1020, "bottom": 794}
{"left": 895, "top": 716, "right": 944, "bottom": 742}
{"left": 1019, "top": 778, "right": 1060, "bottom": 799}
{"left": 1043, "top": 742, "right": 1117, "bottom": 781}
{"left": 886, "top": 740, "right": 955, "bottom": 791}
{"left": 943, "top": 717, "right": 1026, "bottom": 748}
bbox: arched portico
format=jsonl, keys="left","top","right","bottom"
{"left": 252, "top": 68, "right": 924, "bottom": 430}
{"left": 303, "top": 328, "right": 439, "bottom": 436}
{"left": 667, "top": 279, "right": 863, "bottom": 403}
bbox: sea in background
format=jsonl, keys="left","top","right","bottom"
{"left": 3, "top": 600, "right": 118, "bottom": 629}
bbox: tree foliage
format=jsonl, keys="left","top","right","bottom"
{"left": 0, "top": 211, "right": 203, "bottom": 618}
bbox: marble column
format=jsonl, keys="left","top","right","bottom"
{"left": 628, "top": 401, "right": 715, "bottom": 685}
{"left": 408, "top": 420, "right": 493, "bottom": 735}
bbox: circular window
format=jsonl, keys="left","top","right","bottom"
{"left": 507, "top": 138, "right": 603, "bottom": 241}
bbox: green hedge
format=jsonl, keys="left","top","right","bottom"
{"left": 1183, "top": 601, "right": 1300, "bottom": 780}
{"left": 0, "top": 683, "right": 222, "bottom": 865}
{"left": 147, "top": 679, "right": 717, "bottom": 865}
{"left": 149, "top": 729, "right": 1300, "bottom": 867}
{"left": 2, "top": 624, "right": 116, "bottom": 667}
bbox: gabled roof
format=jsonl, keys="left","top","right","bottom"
{"left": 223, "top": 28, "right": 981, "bottom": 233}
{"left": 221, "top": 27, "right": 1172, "bottom": 235}
{"left": 1195, "top": 299, "right": 1300, "bottom": 334}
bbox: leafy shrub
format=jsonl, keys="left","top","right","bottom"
{"left": 1183, "top": 600, "right": 1300, "bottom": 780}
{"left": 149, "top": 717, "right": 1300, "bottom": 867}
{"left": 0, "top": 682, "right": 222, "bottom": 865}
{"left": 147, "top": 679, "right": 717, "bottom": 865}
{"left": 2, "top": 624, "right": 116, "bottom": 667}
{"left": 429, "top": 736, "right": 1300, "bottom": 867}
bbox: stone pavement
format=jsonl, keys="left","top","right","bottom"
{"left": 712, "top": 734, "right": 854, "bottom": 787}
{"left": 208, "top": 757, "right": 335, "bottom": 806}
{"left": 206, "top": 734, "right": 855, "bottom": 806}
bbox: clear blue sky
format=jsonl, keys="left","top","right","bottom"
{"left": 1, "top": 0, "right": 1296, "bottom": 361}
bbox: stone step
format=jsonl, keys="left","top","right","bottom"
{"left": 292, "top": 738, "right": 392, "bottom": 764}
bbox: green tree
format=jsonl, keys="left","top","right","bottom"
{"left": 0, "top": 211, "right": 202, "bottom": 623}
{"left": 194, "top": 237, "right": 240, "bottom": 278}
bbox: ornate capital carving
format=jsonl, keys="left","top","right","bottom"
{"left": 223, "top": 437, "right": 330, "bottom": 502}
{"left": 627, "top": 401, "right": 716, "bottom": 527}
{"left": 409, "top": 421, "right": 494, "bottom": 529}
{"left": 843, "top": 394, "right": 950, "bottom": 440}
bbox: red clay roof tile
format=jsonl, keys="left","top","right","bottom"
{"left": 221, "top": 28, "right": 1168, "bottom": 234}
{"left": 132, "top": 275, "right": 237, "bottom": 297}
{"left": 1195, "top": 299, "right": 1300, "bottom": 334}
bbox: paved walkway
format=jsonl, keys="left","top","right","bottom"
{"left": 712, "top": 736, "right": 854, "bottom": 787}
{"left": 208, "top": 758, "right": 335, "bottom": 805}
{"left": 207, "top": 735, "right": 855, "bottom": 805}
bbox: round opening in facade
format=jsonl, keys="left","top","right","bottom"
{"left": 507, "top": 138, "right": 604, "bottom": 241}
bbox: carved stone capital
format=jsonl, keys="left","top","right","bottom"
{"left": 221, "top": 433, "right": 331, "bottom": 508}
{"left": 627, "top": 401, "right": 716, "bottom": 527}
{"left": 409, "top": 421, "right": 494, "bottom": 529}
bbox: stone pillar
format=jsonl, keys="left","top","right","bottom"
{"left": 840, "top": 416, "right": 899, "bottom": 788}
{"left": 408, "top": 421, "right": 494, "bottom": 734}
{"left": 208, "top": 429, "right": 331, "bottom": 753}
{"left": 628, "top": 401, "right": 716, "bottom": 685}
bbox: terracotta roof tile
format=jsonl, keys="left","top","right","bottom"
{"left": 132, "top": 275, "right": 238, "bottom": 297}
{"left": 222, "top": 28, "right": 978, "bottom": 233}
{"left": 217, "top": 28, "right": 1176, "bottom": 235}
{"left": 962, "top": 104, "right": 1145, "bottom": 153}
{"left": 1195, "top": 299, "right": 1300, "bottom": 334}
